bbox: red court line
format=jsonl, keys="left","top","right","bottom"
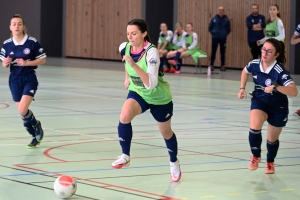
{"left": 0, "top": 103, "right": 10, "bottom": 110}
{"left": 14, "top": 164, "right": 180, "bottom": 200}
{"left": 0, "top": 142, "right": 248, "bottom": 159}
{"left": 19, "top": 146, "right": 300, "bottom": 166}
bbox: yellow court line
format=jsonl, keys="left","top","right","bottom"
{"left": 253, "top": 190, "right": 268, "bottom": 194}
{"left": 280, "top": 188, "right": 294, "bottom": 192}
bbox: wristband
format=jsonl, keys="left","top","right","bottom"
{"left": 240, "top": 88, "right": 245, "bottom": 90}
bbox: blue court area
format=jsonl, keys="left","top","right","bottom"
{"left": 0, "top": 58, "right": 299, "bottom": 200}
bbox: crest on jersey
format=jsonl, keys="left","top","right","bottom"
{"left": 149, "top": 58, "right": 157, "bottom": 66}
{"left": 23, "top": 48, "right": 30, "bottom": 55}
{"left": 265, "top": 79, "right": 272, "bottom": 86}
{"left": 282, "top": 74, "right": 288, "bottom": 80}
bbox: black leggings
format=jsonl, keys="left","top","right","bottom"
{"left": 248, "top": 42, "right": 261, "bottom": 59}
{"left": 210, "top": 38, "right": 227, "bottom": 66}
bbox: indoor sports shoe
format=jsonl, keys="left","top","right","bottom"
{"left": 265, "top": 162, "right": 275, "bottom": 174}
{"left": 175, "top": 70, "right": 181, "bottom": 74}
{"left": 34, "top": 120, "right": 44, "bottom": 142}
{"left": 293, "top": 109, "right": 300, "bottom": 119}
{"left": 170, "top": 159, "right": 181, "bottom": 182}
{"left": 249, "top": 156, "right": 261, "bottom": 170}
{"left": 168, "top": 60, "right": 177, "bottom": 66}
{"left": 164, "top": 68, "right": 170, "bottom": 73}
{"left": 169, "top": 68, "right": 176, "bottom": 73}
{"left": 27, "top": 137, "right": 40, "bottom": 149}
{"left": 111, "top": 154, "right": 130, "bottom": 169}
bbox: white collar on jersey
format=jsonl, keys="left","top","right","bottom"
{"left": 259, "top": 59, "right": 277, "bottom": 74}
{"left": 12, "top": 34, "right": 28, "bottom": 46}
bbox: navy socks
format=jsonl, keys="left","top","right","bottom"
{"left": 22, "top": 109, "right": 37, "bottom": 127}
{"left": 118, "top": 122, "right": 133, "bottom": 156}
{"left": 164, "top": 133, "right": 178, "bottom": 162}
{"left": 266, "top": 140, "right": 279, "bottom": 162}
{"left": 249, "top": 129, "right": 262, "bottom": 157}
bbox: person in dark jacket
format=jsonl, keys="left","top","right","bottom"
{"left": 208, "top": 6, "right": 231, "bottom": 71}
{"left": 246, "top": 3, "right": 266, "bottom": 59}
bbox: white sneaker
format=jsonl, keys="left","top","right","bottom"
{"left": 111, "top": 154, "right": 130, "bottom": 169}
{"left": 170, "top": 159, "right": 181, "bottom": 182}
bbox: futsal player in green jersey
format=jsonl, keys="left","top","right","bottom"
{"left": 157, "top": 23, "right": 174, "bottom": 72}
{"left": 112, "top": 19, "right": 181, "bottom": 182}
{"left": 165, "top": 23, "right": 186, "bottom": 73}
{"left": 168, "top": 23, "right": 207, "bottom": 74}
{"left": 257, "top": 4, "right": 285, "bottom": 46}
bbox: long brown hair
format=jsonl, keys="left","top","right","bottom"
{"left": 128, "top": 19, "right": 151, "bottom": 42}
{"left": 267, "top": 4, "right": 281, "bottom": 24}
{"left": 10, "top": 14, "right": 27, "bottom": 36}
{"left": 265, "top": 38, "right": 286, "bottom": 64}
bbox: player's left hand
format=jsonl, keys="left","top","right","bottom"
{"left": 16, "top": 58, "right": 28, "bottom": 66}
{"left": 122, "top": 56, "right": 135, "bottom": 67}
{"left": 264, "top": 85, "right": 274, "bottom": 94}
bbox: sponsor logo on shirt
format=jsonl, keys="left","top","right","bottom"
{"left": 23, "top": 48, "right": 30, "bottom": 55}
{"left": 282, "top": 74, "right": 288, "bottom": 80}
{"left": 149, "top": 58, "right": 157, "bottom": 66}
{"left": 265, "top": 79, "right": 272, "bottom": 86}
{"left": 39, "top": 48, "right": 44, "bottom": 53}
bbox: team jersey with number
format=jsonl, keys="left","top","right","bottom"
{"left": 244, "top": 59, "right": 293, "bottom": 108}
{"left": 0, "top": 34, "right": 46, "bottom": 75}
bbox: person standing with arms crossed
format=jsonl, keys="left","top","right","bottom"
{"left": 246, "top": 3, "right": 266, "bottom": 59}
{"left": 290, "top": 24, "right": 300, "bottom": 119}
{"left": 208, "top": 6, "right": 231, "bottom": 71}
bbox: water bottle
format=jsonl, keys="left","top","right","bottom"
{"left": 207, "top": 66, "right": 211, "bottom": 76}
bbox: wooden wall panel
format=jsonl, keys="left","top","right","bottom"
{"left": 66, "top": 0, "right": 142, "bottom": 60}
{"left": 178, "top": 0, "right": 291, "bottom": 70}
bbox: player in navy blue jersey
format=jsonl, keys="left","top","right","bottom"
{"left": 290, "top": 24, "right": 300, "bottom": 119}
{"left": 0, "top": 14, "right": 46, "bottom": 149}
{"left": 238, "top": 38, "right": 298, "bottom": 174}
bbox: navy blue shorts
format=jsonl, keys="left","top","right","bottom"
{"left": 127, "top": 91, "right": 173, "bottom": 122}
{"left": 251, "top": 97, "right": 288, "bottom": 127}
{"left": 9, "top": 73, "right": 39, "bottom": 102}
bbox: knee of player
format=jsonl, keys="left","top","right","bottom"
{"left": 18, "top": 107, "right": 28, "bottom": 116}
{"left": 119, "top": 112, "right": 134, "bottom": 124}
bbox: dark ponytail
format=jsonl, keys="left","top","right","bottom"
{"left": 267, "top": 4, "right": 280, "bottom": 24}
{"left": 265, "top": 38, "right": 286, "bottom": 64}
{"left": 128, "top": 19, "right": 151, "bottom": 42}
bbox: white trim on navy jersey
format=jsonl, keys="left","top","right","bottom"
{"left": 12, "top": 34, "right": 28, "bottom": 46}
{"left": 36, "top": 53, "right": 46, "bottom": 59}
{"left": 244, "top": 59, "right": 259, "bottom": 74}
{"left": 259, "top": 60, "right": 277, "bottom": 74}
{"left": 3, "top": 38, "right": 12, "bottom": 44}
{"left": 294, "top": 24, "right": 300, "bottom": 36}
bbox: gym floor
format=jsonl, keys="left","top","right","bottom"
{"left": 0, "top": 58, "right": 299, "bottom": 200}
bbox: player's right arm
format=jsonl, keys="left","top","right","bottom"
{"left": 291, "top": 24, "right": 300, "bottom": 45}
{"left": 238, "top": 61, "right": 252, "bottom": 99}
{"left": 0, "top": 47, "right": 11, "bottom": 68}
{"left": 157, "top": 35, "right": 162, "bottom": 49}
{"left": 119, "top": 42, "right": 130, "bottom": 89}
